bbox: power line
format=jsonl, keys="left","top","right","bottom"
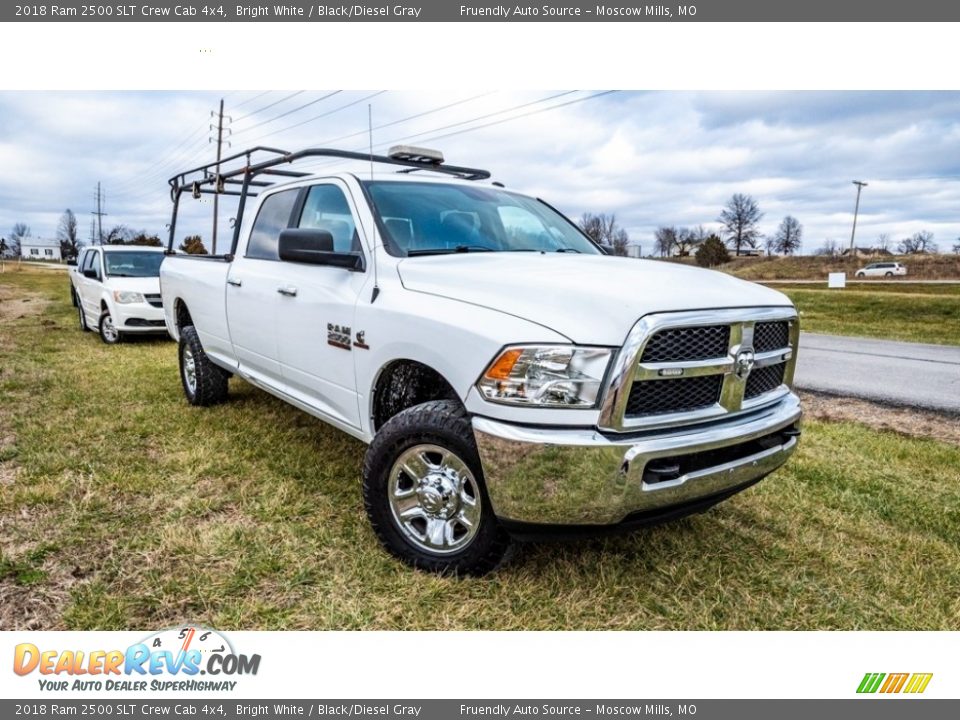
{"left": 231, "top": 91, "right": 343, "bottom": 136}
{"left": 230, "top": 90, "right": 271, "bottom": 110}
{"left": 232, "top": 90, "right": 304, "bottom": 123}
{"left": 244, "top": 91, "right": 388, "bottom": 144}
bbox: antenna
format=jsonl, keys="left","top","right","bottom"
{"left": 368, "top": 104, "right": 380, "bottom": 303}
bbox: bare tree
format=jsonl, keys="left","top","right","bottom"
{"left": 898, "top": 230, "right": 937, "bottom": 254}
{"left": 9, "top": 222, "right": 30, "bottom": 256}
{"left": 578, "top": 212, "right": 630, "bottom": 256}
{"left": 815, "top": 239, "right": 839, "bottom": 257}
{"left": 103, "top": 225, "right": 135, "bottom": 245}
{"left": 719, "top": 194, "right": 763, "bottom": 256}
{"left": 953, "top": 239, "right": 960, "bottom": 255}
{"left": 764, "top": 235, "right": 777, "bottom": 256}
{"left": 772, "top": 216, "right": 803, "bottom": 255}
{"left": 654, "top": 226, "right": 678, "bottom": 257}
{"left": 876, "top": 233, "right": 892, "bottom": 253}
{"left": 57, "top": 209, "right": 82, "bottom": 260}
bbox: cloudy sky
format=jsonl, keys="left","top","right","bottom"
{"left": 2, "top": 90, "right": 959, "bottom": 254}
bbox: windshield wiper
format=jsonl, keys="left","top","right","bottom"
{"left": 407, "top": 245, "right": 495, "bottom": 257}
{"left": 554, "top": 248, "right": 581, "bottom": 253}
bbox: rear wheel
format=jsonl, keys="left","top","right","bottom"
{"left": 363, "top": 400, "right": 511, "bottom": 576}
{"left": 98, "top": 311, "right": 121, "bottom": 344}
{"left": 855, "top": 272, "right": 865, "bottom": 278}
{"left": 178, "top": 325, "right": 229, "bottom": 406}
{"left": 885, "top": 271, "right": 893, "bottom": 277}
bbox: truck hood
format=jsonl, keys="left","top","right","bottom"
{"left": 397, "top": 254, "right": 793, "bottom": 345}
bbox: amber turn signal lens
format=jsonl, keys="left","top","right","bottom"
{"left": 485, "top": 348, "right": 523, "bottom": 380}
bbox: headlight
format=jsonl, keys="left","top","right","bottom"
{"left": 477, "top": 345, "right": 612, "bottom": 407}
{"left": 112, "top": 290, "right": 144, "bottom": 304}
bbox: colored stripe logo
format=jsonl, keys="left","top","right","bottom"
{"left": 857, "top": 672, "right": 933, "bottom": 694}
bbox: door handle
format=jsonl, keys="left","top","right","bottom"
{"left": 227, "top": 277, "right": 242, "bottom": 287}
{"left": 277, "top": 286, "right": 298, "bottom": 297}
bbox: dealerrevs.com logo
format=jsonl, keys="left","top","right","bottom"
{"left": 13, "top": 627, "right": 260, "bottom": 692}
{"left": 857, "top": 673, "right": 933, "bottom": 695}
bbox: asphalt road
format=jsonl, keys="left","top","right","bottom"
{"left": 794, "top": 332, "right": 960, "bottom": 414}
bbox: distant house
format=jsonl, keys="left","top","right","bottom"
{"left": 20, "top": 239, "right": 62, "bottom": 261}
{"left": 842, "top": 247, "right": 891, "bottom": 258}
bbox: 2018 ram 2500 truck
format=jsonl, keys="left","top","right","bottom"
{"left": 160, "top": 146, "right": 802, "bottom": 575}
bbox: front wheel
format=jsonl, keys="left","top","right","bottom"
{"left": 885, "top": 271, "right": 893, "bottom": 277}
{"left": 855, "top": 272, "right": 865, "bottom": 278}
{"left": 98, "top": 311, "right": 121, "bottom": 344}
{"left": 178, "top": 325, "right": 229, "bottom": 406}
{"left": 363, "top": 400, "right": 511, "bottom": 576}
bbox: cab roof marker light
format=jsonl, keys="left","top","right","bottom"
{"left": 388, "top": 145, "right": 445, "bottom": 165}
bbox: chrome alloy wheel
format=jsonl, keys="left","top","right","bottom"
{"left": 387, "top": 444, "right": 482, "bottom": 555}
{"left": 101, "top": 314, "right": 118, "bottom": 342}
{"left": 182, "top": 345, "right": 197, "bottom": 395}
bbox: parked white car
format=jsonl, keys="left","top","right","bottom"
{"left": 69, "top": 245, "right": 168, "bottom": 343}
{"left": 160, "top": 146, "right": 802, "bottom": 575}
{"left": 855, "top": 261, "right": 907, "bottom": 278}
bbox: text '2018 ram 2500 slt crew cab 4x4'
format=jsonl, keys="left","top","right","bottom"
{"left": 160, "top": 146, "right": 802, "bottom": 575}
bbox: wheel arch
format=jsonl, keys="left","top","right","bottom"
{"left": 370, "top": 358, "right": 462, "bottom": 433}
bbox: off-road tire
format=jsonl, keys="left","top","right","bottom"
{"left": 98, "top": 311, "right": 121, "bottom": 344}
{"left": 363, "top": 400, "right": 511, "bottom": 576}
{"left": 178, "top": 325, "right": 229, "bottom": 406}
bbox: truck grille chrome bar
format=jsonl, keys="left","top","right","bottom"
{"left": 598, "top": 307, "right": 800, "bottom": 432}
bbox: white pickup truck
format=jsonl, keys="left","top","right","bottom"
{"left": 160, "top": 146, "right": 802, "bottom": 575}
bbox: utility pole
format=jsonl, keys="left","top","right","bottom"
{"left": 848, "top": 180, "right": 868, "bottom": 254}
{"left": 91, "top": 182, "right": 107, "bottom": 245}
{"left": 210, "top": 99, "right": 231, "bottom": 255}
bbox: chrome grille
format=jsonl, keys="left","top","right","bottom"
{"left": 599, "top": 308, "right": 800, "bottom": 432}
{"left": 625, "top": 375, "right": 722, "bottom": 417}
{"left": 640, "top": 325, "right": 730, "bottom": 363}
{"left": 753, "top": 321, "right": 790, "bottom": 353}
{"left": 744, "top": 362, "right": 786, "bottom": 399}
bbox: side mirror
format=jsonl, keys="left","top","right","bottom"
{"left": 278, "top": 228, "right": 364, "bottom": 270}
{"left": 82, "top": 269, "right": 99, "bottom": 280}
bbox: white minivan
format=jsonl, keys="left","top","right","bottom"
{"left": 855, "top": 261, "right": 907, "bottom": 278}
{"left": 70, "top": 245, "right": 168, "bottom": 343}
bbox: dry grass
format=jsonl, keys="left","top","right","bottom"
{"left": 722, "top": 253, "right": 960, "bottom": 281}
{"left": 800, "top": 391, "right": 960, "bottom": 446}
{"left": 1, "top": 266, "right": 959, "bottom": 630}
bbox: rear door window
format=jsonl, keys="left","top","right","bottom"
{"left": 246, "top": 189, "right": 300, "bottom": 260}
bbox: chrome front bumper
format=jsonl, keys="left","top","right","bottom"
{"left": 472, "top": 393, "right": 802, "bottom": 526}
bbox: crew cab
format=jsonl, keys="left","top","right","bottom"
{"left": 70, "top": 245, "right": 168, "bottom": 343}
{"left": 160, "top": 146, "right": 802, "bottom": 575}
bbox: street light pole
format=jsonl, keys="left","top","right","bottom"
{"left": 849, "top": 180, "right": 868, "bottom": 254}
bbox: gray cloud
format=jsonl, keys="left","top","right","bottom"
{"left": 1, "top": 90, "right": 959, "bottom": 254}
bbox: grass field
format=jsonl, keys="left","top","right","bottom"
{"left": 1, "top": 268, "right": 959, "bottom": 630}
{"left": 768, "top": 283, "right": 960, "bottom": 345}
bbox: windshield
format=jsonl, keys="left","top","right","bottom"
{"left": 363, "top": 181, "right": 601, "bottom": 256}
{"left": 104, "top": 251, "right": 165, "bottom": 277}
